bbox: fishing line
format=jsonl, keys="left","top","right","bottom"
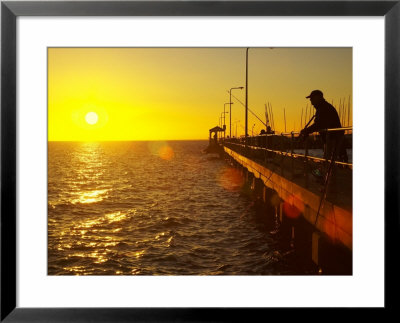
{"left": 230, "top": 93, "right": 266, "bottom": 127}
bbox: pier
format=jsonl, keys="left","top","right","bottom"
{"left": 219, "top": 129, "right": 353, "bottom": 274}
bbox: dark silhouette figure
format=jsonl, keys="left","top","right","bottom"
{"left": 214, "top": 133, "right": 218, "bottom": 144}
{"left": 300, "top": 90, "right": 348, "bottom": 162}
{"left": 266, "top": 126, "right": 275, "bottom": 134}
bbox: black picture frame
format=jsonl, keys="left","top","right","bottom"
{"left": 1, "top": 0, "right": 398, "bottom": 321}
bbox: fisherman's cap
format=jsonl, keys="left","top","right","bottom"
{"left": 306, "top": 90, "right": 323, "bottom": 98}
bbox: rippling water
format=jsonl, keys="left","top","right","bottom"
{"left": 48, "top": 141, "right": 308, "bottom": 275}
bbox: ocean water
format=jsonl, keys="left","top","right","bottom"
{"left": 48, "top": 141, "right": 308, "bottom": 275}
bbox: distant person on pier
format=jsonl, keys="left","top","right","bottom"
{"left": 266, "top": 126, "right": 275, "bottom": 134}
{"left": 300, "top": 90, "right": 348, "bottom": 163}
{"left": 214, "top": 133, "right": 218, "bottom": 145}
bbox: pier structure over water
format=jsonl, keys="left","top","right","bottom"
{"left": 221, "top": 128, "right": 353, "bottom": 274}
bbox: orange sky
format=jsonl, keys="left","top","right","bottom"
{"left": 48, "top": 47, "right": 352, "bottom": 141}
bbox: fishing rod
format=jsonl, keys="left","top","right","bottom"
{"left": 297, "top": 114, "right": 316, "bottom": 142}
{"left": 230, "top": 92, "right": 267, "bottom": 127}
{"left": 284, "top": 108, "right": 286, "bottom": 133}
{"left": 265, "top": 104, "right": 270, "bottom": 132}
{"left": 303, "top": 114, "right": 315, "bottom": 129}
{"left": 347, "top": 95, "right": 351, "bottom": 127}
{"left": 342, "top": 98, "right": 346, "bottom": 126}
{"left": 267, "top": 102, "right": 276, "bottom": 132}
{"left": 268, "top": 102, "right": 275, "bottom": 132}
{"left": 304, "top": 104, "right": 309, "bottom": 130}
{"left": 300, "top": 107, "right": 303, "bottom": 130}
{"left": 314, "top": 140, "right": 340, "bottom": 226}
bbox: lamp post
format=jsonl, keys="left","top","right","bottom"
{"left": 220, "top": 111, "right": 228, "bottom": 140}
{"left": 229, "top": 86, "right": 244, "bottom": 139}
{"left": 223, "top": 103, "right": 230, "bottom": 138}
{"left": 245, "top": 47, "right": 249, "bottom": 149}
{"left": 233, "top": 120, "right": 240, "bottom": 138}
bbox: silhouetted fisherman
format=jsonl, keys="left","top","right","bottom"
{"left": 300, "top": 90, "right": 348, "bottom": 163}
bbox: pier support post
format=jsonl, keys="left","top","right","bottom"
{"left": 263, "top": 186, "right": 266, "bottom": 203}
{"left": 290, "top": 226, "right": 295, "bottom": 248}
{"left": 241, "top": 167, "right": 247, "bottom": 180}
{"left": 251, "top": 176, "right": 256, "bottom": 191}
{"left": 312, "top": 232, "right": 321, "bottom": 266}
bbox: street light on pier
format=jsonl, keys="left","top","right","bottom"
{"left": 229, "top": 86, "right": 244, "bottom": 139}
{"left": 223, "top": 103, "right": 231, "bottom": 138}
{"left": 233, "top": 120, "right": 240, "bottom": 138}
{"left": 245, "top": 47, "right": 249, "bottom": 149}
{"left": 220, "top": 111, "right": 228, "bottom": 140}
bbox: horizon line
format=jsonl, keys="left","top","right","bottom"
{"left": 48, "top": 139, "right": 208, "bottom": 142}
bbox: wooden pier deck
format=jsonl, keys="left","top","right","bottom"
{"left": 223, "top": 145, "right": 352, "bottom": 252}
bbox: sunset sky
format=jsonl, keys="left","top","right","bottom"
{"left": 48, "top": 47, "right": 352, "bottom": 141}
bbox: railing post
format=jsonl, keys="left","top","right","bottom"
{"left": 265, "top": 134, "right": 267, "bottom": 164}
{"left": 325, "top": 130, "right": 330, "bottom": 163}
{"left": 281, "top": 133, "right": 284, "bottom": 176}
{"left": 325, "top": 130, "right": 331, "bottom": 178}
{"left": 291, "top": 132, "right": 294, "bottom": 178}
{"left": 304, "top": 135, "right": 309, "bottom": 188}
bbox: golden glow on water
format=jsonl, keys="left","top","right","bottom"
{"left": 105, "top": 211, "right": 128, "bottom": 223}
{"left": 91, "top": 252, "right": 108, "bottom": 264}
{"left": 71, "top": 211, "right": 132, "bottom": 237}
{"left": 63, "top": 266, "right": 87, "bottom": 274}
{"left": 167, "top": 236, "right": 174, "bottom": 247}
{"left": 54, "top": 208, "right": 137, "bottom": 269}
{"left": 69, "top": 251, "right": 109, "bottom": 264}
{"left": 71, "top": 189, "right": 109, "bottom": 204}
{"left": 48, "top": 141, "right": 336, "bottom": 275}
{"left": 134, "top": 250, "right": 145, "bottom": 258}
{"left": 76, "top": 217, "right": 103, "bottom": 229}
{"left": 155, "top": 232, "right": 166, "bottom": 240}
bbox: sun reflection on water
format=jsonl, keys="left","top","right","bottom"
{"left": 71, "top": 189, "right": 109, "bottom": 204}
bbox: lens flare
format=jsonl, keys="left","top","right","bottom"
{"left": 147, "top": 141, "right": 175, "bottom": 160}
{"left": 159, "top": 145, "right": 175, "bottom": 161}
{"left": 218, "top": 167, "right": 244, "bottom": 191}
{"left": 283, "top": 201, "right": 301, "bottom": 219}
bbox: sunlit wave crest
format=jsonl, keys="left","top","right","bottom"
{"left": 70, "top": 189, "right": 110, "bottom": 204}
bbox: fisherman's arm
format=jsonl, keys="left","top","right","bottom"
{"left": 302, "top": 111, "right": 321, "bottom": 135}
{"left": 301, "top": 119, "right": 317, "bottom": 136}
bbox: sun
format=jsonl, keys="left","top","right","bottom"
{"left": 85, "top": 112, "right": 98, "bottom": 125}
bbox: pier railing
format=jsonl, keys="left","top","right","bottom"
{"left": 223, "top": 127, "right": 352, "bottom": 187}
